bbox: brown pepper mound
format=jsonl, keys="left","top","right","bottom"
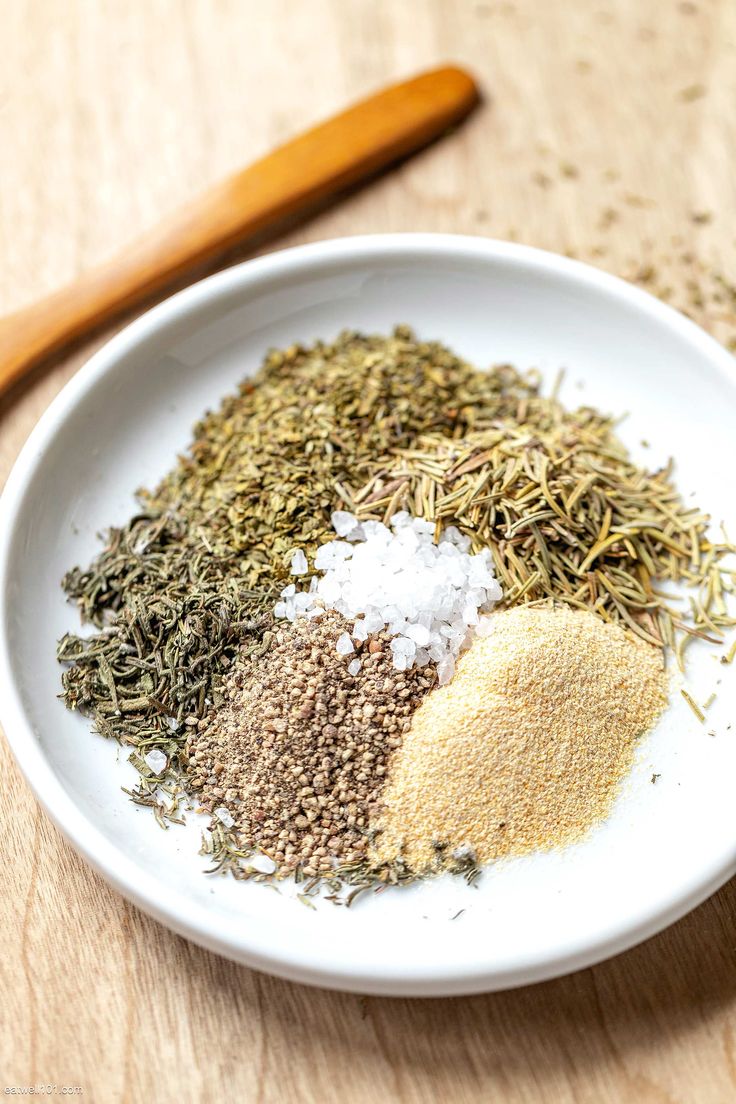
{"left": 185, "top": 612, "right": 435, "bottom": 877}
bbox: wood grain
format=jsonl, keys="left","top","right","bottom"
{"left": 0, "top": 64, "right": 478, "bottom": 397}
{"left": 1, "top": 2, "right": 735, "bottom": 1102}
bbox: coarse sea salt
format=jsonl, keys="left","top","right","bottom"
{"left": 335, "top": 632, "right": 355, "bottom": 656}
{"left": 247, "top": 853, "right": 278, "bottom": 875}
{"left": 214, "top": 806, "right": 235, "bottom": 828}
{"left": 290, "top": 549, "right": 308, "bottom": 575}
{"left": 144, "top": 749, "right": 167, "bottom": 775}
{"left": 274, "top": 512, "right": 502, "bottom": 683}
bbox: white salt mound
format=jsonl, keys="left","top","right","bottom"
{"left": 273, "top": 511, "right": 502, "bottom": 682}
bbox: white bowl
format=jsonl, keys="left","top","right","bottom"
{"left": 1, "top": 234, "right": 735, "bottom": 996}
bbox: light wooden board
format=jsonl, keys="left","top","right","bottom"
{"left": 1, "top": 2, "right": 736, "bottom": 1101}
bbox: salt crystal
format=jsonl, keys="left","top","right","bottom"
{"left": 144, "top": 749, "right": 167, "bottom": 775}
{"left": 462, "top": 604, "right": 480, "bottom": 626}
{"left": 280, "top": 583, "right": 296, "bottom": 598}
{"left": 437, "top": 656, "right": 455, "bottom": 686}
{"left": 395, "top": 526, "right": 419, "bottom": 551}
{"left": 331, "top": 510, "right": 358, "bottom": 536}
{"left": 466, "top": 588, "right": 486, "bottom": 608}
{"left": 440, "top": 525, "right": 471, "bottom": 552}
{"left": 248, "top": 853, "right": 277, "bottom": 875}
{"left": 352, "top": 618, "right": 368, "bottom": 641}
{"left": 361, "top": 520, "right": 392, "bottom": 542}
{"left": 363, "top": 608, "right": 384, "bottom": 633}
{"left": 347, "top": 658, "right": 362, "bottom": 676}
{"left": 390, "top": 511, "right": 412, "bottom": 529}
{"left": 214, "top": 806, "right": 235, "bottom": 828}
{"left": 314, "top": 546, "right": 335, "bottom": 570}
{"left": 405, "top": 623, "right": 431, "bottom": 646}
{"left": 290, "top": 549, "right": 308, "bottom": 575}
{"left": 388, "top": 618, "right": 409, "bottom": 637}
{"left": 314, "top": 540, "right": 353, "bottom": 570}
{"left": 476, "top": 615, "right": 495, "bottom": 638}
{"left": 317, "top": 575, "right": 342, "bottom": 603}
{"left": 335, "top": 633, "right": 354, "bottom": 656}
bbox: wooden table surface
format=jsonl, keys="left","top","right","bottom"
{"left": 2, "top": 2, "right": 736, "bottom": 1101}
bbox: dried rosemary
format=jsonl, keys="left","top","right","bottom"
{"left": 352, "top": 389, "right": 736, "bottom": 667}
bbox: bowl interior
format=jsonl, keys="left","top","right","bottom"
{"left": 2, "top": 236, "right": 736, "bottom": 995}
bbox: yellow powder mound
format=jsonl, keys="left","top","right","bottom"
{"left": 371, "top": 606, "right": 668, "bottom": 871}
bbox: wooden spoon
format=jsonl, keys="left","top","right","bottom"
{"left": 0, "top": 66, "right": 479, "bottom": 400}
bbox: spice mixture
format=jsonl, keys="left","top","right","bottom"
{"left": 56, "top": 326, "right": 734, "bottom": 896}
{"left": 372, "top": 606, "right": 668, "bottom": 871}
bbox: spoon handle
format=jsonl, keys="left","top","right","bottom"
{"left": 0, "top": 66, "right": 478, "bottom": 400}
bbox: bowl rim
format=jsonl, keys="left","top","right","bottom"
{"left": 1, "top": 232, "right": 735, "bottom": 996}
